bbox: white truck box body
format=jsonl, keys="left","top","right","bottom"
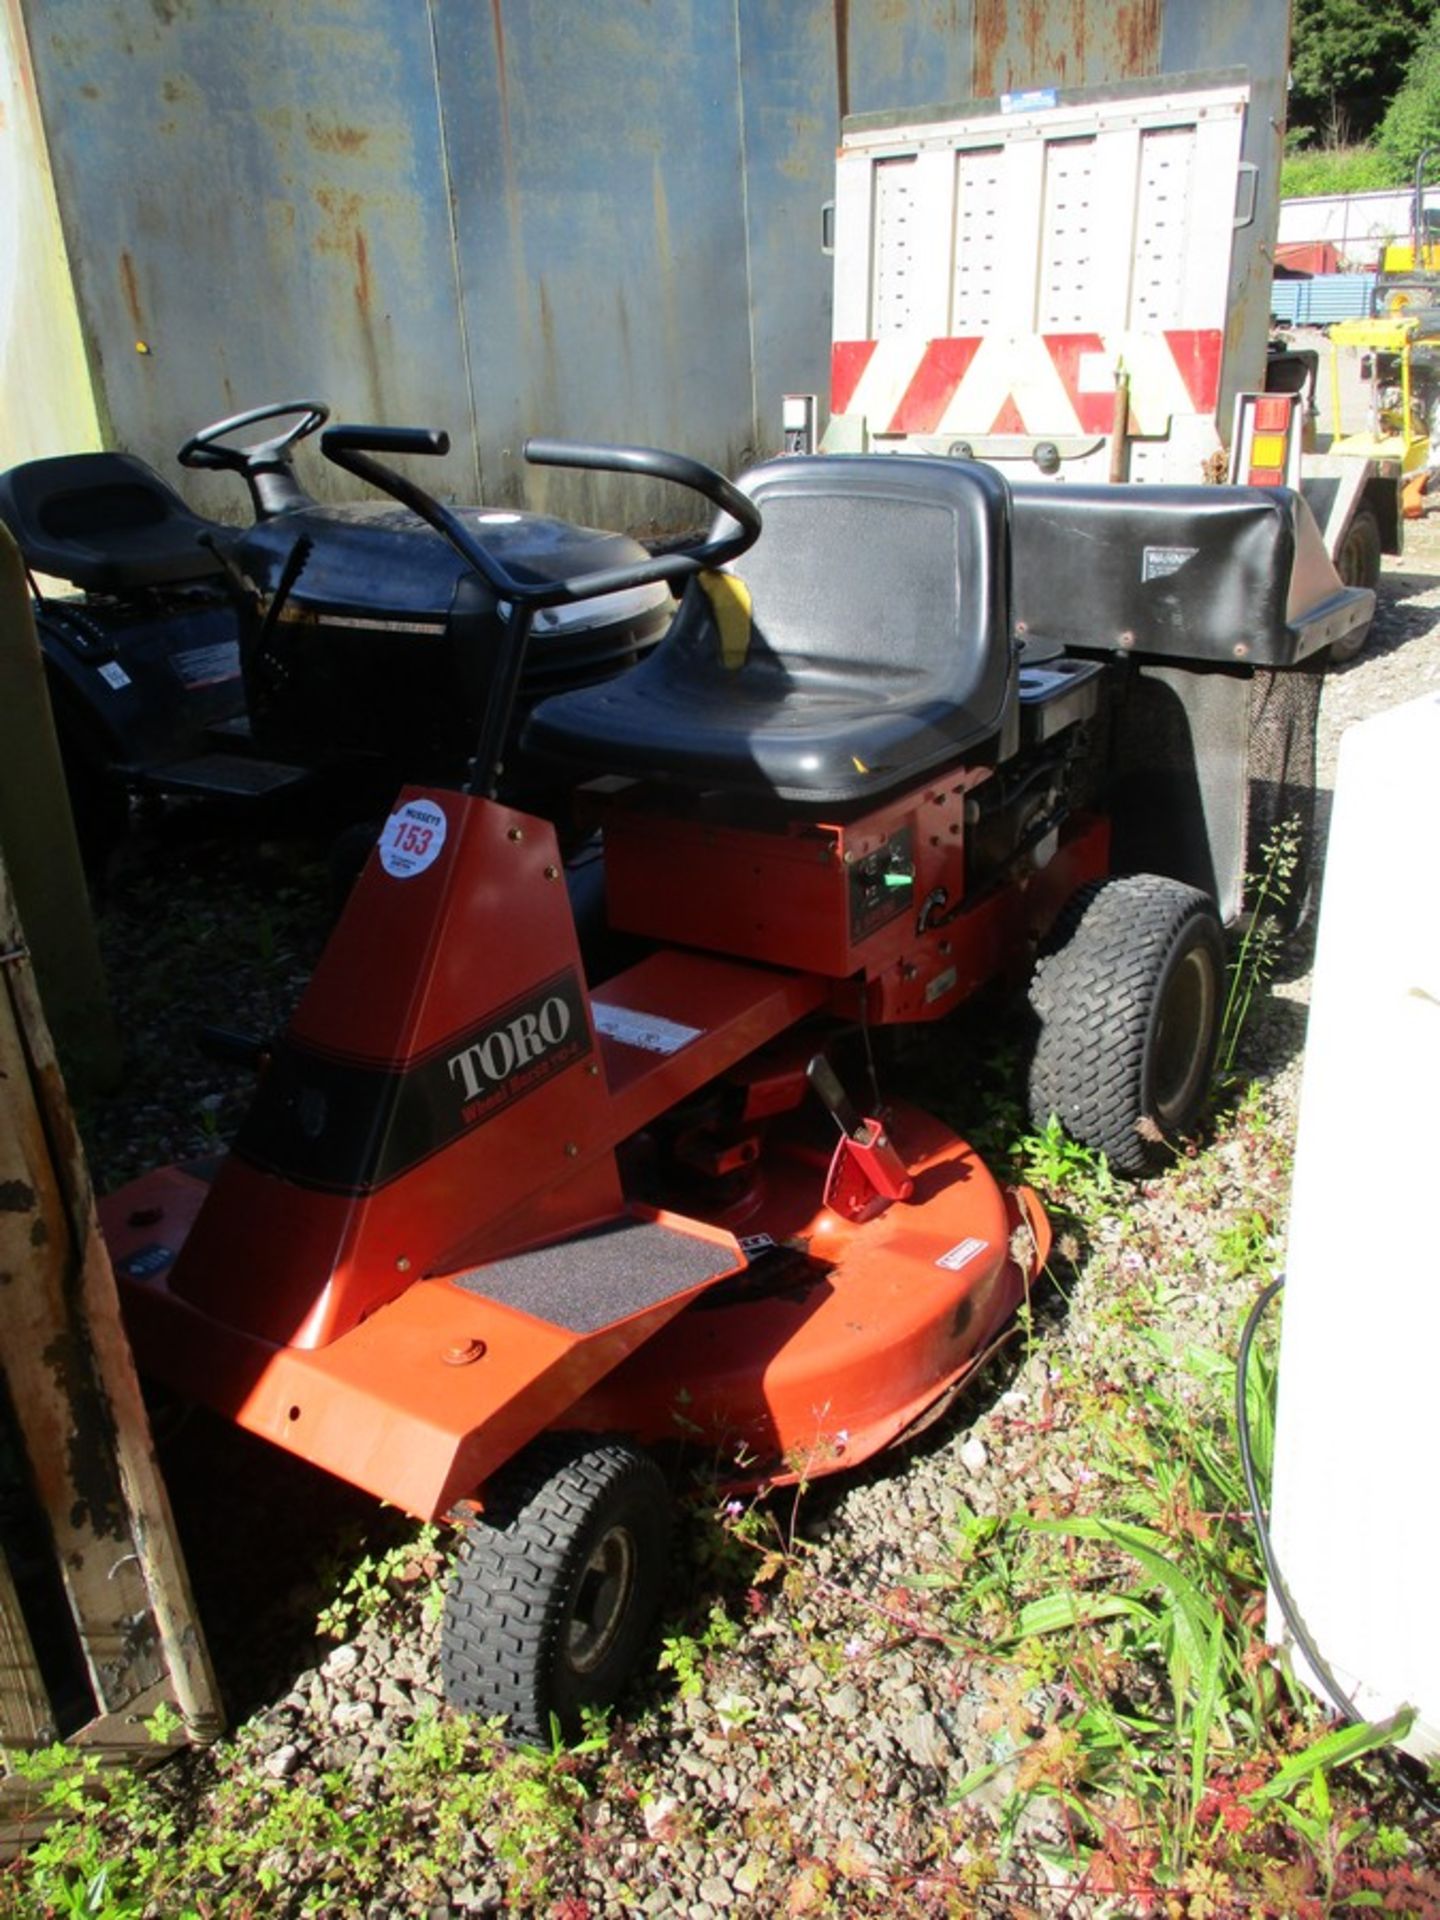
{"left": 826, "top": 79, "right": 1253, "bottom": 485}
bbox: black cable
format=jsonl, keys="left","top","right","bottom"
{"left": 1237, "top": 1275, "right": 1440, "bottom": 1818}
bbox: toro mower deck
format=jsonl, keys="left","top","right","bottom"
{"left": 102, "top": 428, "right": 1369, "bottom": 1740}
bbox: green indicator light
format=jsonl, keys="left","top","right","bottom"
{"left": 883, "top": 872, "right": 913, "bottom": 889}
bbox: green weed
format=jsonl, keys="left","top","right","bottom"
{"left": 1220, "top": 818, "right": 1302, "bottom": 1076}
{"left": 1212, "top": 1207, "right": 1281, "bottom": 1283}
{"left": 928, "top": 1294, "right": 1421, "bottom": 1905}
{"left": 3, "top": 1705, "right": 615, "bottom": 1919}
{"left": 313, "top": 1520, "right": 444, "bottom": 1639}
{"left": 658, "top": 1599, "right": 743, "bottom": 1701}
{"left": 1015, "top": 1116, "right": 1122, "bottom": 1228}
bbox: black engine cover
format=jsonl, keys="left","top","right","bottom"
{"left": 236, "top": 502, "right": 672, "bottom": 779}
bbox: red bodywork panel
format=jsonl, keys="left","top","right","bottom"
{"left": 109, "top": 1167, "right": 745, "bottom": 1518}
{"left": 568, "top": 1100, "right": 1050, "bottom": 1486}
{"left": 591, "top": 779, "right": 1108, "bottom": 1023}
{"left": 106, "top": 1104, "right": 1048, "bottom": 1516}
{"left": 166, "top": 794, "right": 825, "bottom": 1350}
{"left": 105, "top": 775, "right": 1088, "bottom": 1521}
{"left": 591, "top": 777, "right": 978, "bottom": 978}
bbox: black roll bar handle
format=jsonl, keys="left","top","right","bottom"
{"left": 318, "top": 427, "right": 763, "bottom": 798}
{"left": 319, "top": 426, "right": 762, "bottom": 606}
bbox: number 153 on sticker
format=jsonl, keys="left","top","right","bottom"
{"left": 379, "top": 799, "right": 449, "bottom": 879}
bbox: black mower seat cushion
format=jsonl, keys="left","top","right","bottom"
{"left": 0, "top": 452, "right": 231, "bottom": 590}
{"left": 522, "top": 455, "right": 1013, "bottom": 807}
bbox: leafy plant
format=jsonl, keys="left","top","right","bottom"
{"left": 1281, "top": 143, "right": 1408, "bottom": 194}
{"left": 314, "top": 1520, "right": 444, "bottom": 1638}
{"left": 1220, "top": 818, "right": 1302, "bottom": 1077}
{"left": 1288, "top": 0, "right": 1432, "bottom": 150}
{"left": 658, "top": 1599, "right": 743, "bottom": 1700}
{"left": 1016, "top": 1114, "right": 1118, "bottom": 1217}
{"left": 1212, "top": 1207, "right": 1280, "bottom": 1283}
{"left": 929, "top": 1280, "right": 1416, "bottom": 1903}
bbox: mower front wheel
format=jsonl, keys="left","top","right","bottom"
{"left": 1027, "top": 874, "right": 1224, "bottom": 1175}
{"left": 441, "top": 1433, "right": 670, "bottom": 1744}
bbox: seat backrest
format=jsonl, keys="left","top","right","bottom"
{"left": 725, "top": 455, "right": 1011, "bottom": 696}
{"left": 0, "top": 452, "right": 227, "bottom": 589}
{"left": 520, "top": 453, "right": 1016, "bottom": 808}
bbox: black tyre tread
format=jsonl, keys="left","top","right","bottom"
{"left": 1337, "top": 504, "right": 1382, "bottom": 590}
{"left": 441, "top": 1431, "right": 667, "bottom": 1742}
{"left": 1027, "top": 874, "right": 1222, "bottom": 1175}
{"left": 1329, "top": 507, "right": 1381, "bottom": 661}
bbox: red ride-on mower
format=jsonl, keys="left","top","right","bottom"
{"left": 103, "top": 427, "right": 1367, "bottom": 1741}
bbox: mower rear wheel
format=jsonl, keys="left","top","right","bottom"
{"left": 1027, "top": 874, "right": 1224, "bottom": 1175}
{"left": 441, "top": 1432, "right": 669, "bottom": 1744}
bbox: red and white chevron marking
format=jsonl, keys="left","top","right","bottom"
{"left": 830, "top": 330, "right": 1223, "bottom": 438}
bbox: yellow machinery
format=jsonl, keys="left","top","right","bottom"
{"left": 1375, "top": 148, "right": 1440, "bottom": 313}
{"left": 1327, "top": 316, "right": 1434, "bottom": 475}
{"left": 1379, "top": 233, "right": 1440, "bottom": 276}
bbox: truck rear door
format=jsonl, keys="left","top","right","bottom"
{"left": 826, "top": 80, "right": 1251, "bottom": 484}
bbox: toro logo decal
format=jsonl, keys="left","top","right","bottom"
{"left": 234, "top": 975, "right": 595, "bottom": 1182}
{"left": 233, "top": 970, "right": 593, "bottom": 1194}
{"left": 446, "top": 972, "right": 590, "bottom": 1128}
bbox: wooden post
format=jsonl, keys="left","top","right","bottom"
{"left": 0, "top": 524, "right": 121, "bottom": 1095}
{"left": 0, "top": 845, "right": 220, "bottom": 1845}
{"left": 0, "top": 1555, "right": 52, "bottom": 1752}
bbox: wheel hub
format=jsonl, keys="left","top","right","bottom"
{"left": 565, "top": 1524, "right": 636, "bottom": 1675}
{"left": 1152, "top": 946, "right": 1216, "bottom": 1126}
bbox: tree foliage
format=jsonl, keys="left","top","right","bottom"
{"left": 1377, "top": 12, "right": 1440, "bottom": 174}
{"left": 1287, "top": 0, "right": 1433, "bottom": 149}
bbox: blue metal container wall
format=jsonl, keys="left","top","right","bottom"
{"left": 734, "top": 2, "right": 979, "bottom": 466}
{"left": 21, "top": 1, "right": 1292, "bottom": 526}
{"left": 429, "top": 1, "right": 757, "bottom": 528}
{"left": 732, "top": 3, "right": 844, "bottom": 464}
{"left": 21, "top": 1, "right": 480, "bottom": 519}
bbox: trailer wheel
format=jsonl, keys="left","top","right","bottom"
{"left": 1027, "top": 875, "right": 1224, "bottom": 1176}
{"left": 441, "top": 1433, "right": 669, "bottom": 1744}
{"left": 1329, "top": 506, "right": 1381, "bottom": 662}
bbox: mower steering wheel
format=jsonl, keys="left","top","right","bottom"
{"left": 177, "top": 400, "right": 330, "bottom": 474}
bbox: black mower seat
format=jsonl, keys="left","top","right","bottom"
{"left": 522, "top": 456, "right": 1013, "bottom": 807}
{"left": 0, "top": 452, "right": 231, "bottom": 591}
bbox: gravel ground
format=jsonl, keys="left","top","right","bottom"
{"left": 61, "top": 520, "right": 1440, "bottom": 1916}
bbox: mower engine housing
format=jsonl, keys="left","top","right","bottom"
{"left": 236, "top": 501, "right": 673, "bottom": 790}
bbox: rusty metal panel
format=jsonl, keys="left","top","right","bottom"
{"left": 16, "top": 0, "right": 1293, "bottom": 528}
{"left": 728, "top": 1, "right": 975, "bottom": 467}
{"left": 20, "top": 0, "right": 481, "bottom": 519}
{"left": 429, "top": 0, "right": 758, "bottom": 528}
{"left": 732, "top": 3, "right": 845, "bottom": 464}
{"left": 970, "top": 0, "right": 1162, "bottom": 98}
{"left": 834, "top": 1, "right": 978, "bottom": 119}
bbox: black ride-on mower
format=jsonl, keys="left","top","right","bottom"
{"left": 0, "top": 402, "right": 673, "bottom": 865}
{"left": 101, "top": 423, "right": 1371, "bottom": 1743}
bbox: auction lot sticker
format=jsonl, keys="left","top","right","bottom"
{"left": 379, "top": 798, "right": 448, "bottom": 879}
